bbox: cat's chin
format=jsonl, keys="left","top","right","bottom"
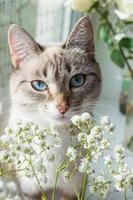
{"left": 48, "top": 115, "right": 71, "bottom": 125}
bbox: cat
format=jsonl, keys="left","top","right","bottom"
{"left": 8, "top": 16, "right": 101, "bottom": 200}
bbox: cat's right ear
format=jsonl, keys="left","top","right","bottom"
{"left": 8, "top": 24, "right": 40, "bottom": 69}
{"left": 65, "top": 17, "right": 94, "bottom": 53}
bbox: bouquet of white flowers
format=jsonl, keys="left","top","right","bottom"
{"left": 0, "top": 113, "right": 133, "bottom": 200}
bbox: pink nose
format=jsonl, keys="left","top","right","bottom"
{"left": 58, "top": 104, "right": 69, "bottom": 114}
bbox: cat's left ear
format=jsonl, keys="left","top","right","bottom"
{"left": 65, "top": 17, "right": 94, "bottom": 53}
{"left": 8, "top": 24, "right": 41, "bottom": 69}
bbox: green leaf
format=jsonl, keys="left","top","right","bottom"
{"left": 98, "top": 23, "right": 110, "bottom": 42}
{"left": 110, "top": 48, "right": 125, "bottom": 68}
{"left": 42, "top": 197, "right": 46, "bottom": 200}
{"left": 107, "top": 37, "right": 113, "bottom": 47}
{"left": 119, "top": 37, "right": 133, "bottom": 49}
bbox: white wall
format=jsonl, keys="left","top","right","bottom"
{"left": 35, "top": 0, "right": 65, "bottom": 43}
{"left": 92, "top": 14, "right": 123, "bottom": 102}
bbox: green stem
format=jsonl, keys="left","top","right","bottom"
{"left": 74, "top": 187, "right": 80, "bottom": 200}
{"left": 25, "top": 156, "right": 47, "bottom": 200}
{"left": 80, "top": 172, "right": 88, "bottom": 200}
{"left": 1, "top": 168, "right": 26, "bottom": 176}
{"left": 119, "top": 47, "right": 133, "bottom": 79}
{"left": 95, "top": 5, "right": 133, "bottom": 79}
{"left": 52, "top": 170, "right": 60, "bottom": 200}
{"left": 30, "top": 162, "right": 46, "bottom": 200}
{"left": 124, "top": 189, "right": 128, "bottom": 200}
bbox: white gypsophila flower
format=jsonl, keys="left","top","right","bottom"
{"left": 62, "top": 170, "right": 70, "bottom": 182}
{"left": 83, "top": 142, "right": 89, "bottom": 149}
{"left": 114, "top": 9, "right": 133, "bottom": 21}
{"left": 114, "top": 144, "right": 125, "bottom": 154}
{"left": 118, "top": 163, "right": 130, "bottom": 174}
{"left": 86, "top": 163, "right": 95, "bottom": 175}
{"left": 93, "top": 151, "right": 102, "bottom": 162}
{"left": 50, "top": 124, "right": 59, "bottom": 137}
{"left": 114, "top": 144, "right": 125, "bottom": 160}
{"left": 104, "top": 155, "right": 113, "bottom": 166}
{"left": 0, "top": 120, "right": 49, "bottom": 186}
{"left": 114, "top": 174, "right": 131, "bottom": 191}
{"left": 78, "top": 158, "right": 88, "bottom": 173}
{"left": 100, "top": 116, "right": 115, "bottom": 134}
{"left": 0, "top": 134, "right": 11, "bottom": 143}
{"left": 54, "top": 137, "right": 62, "bottom": 148}
{"left": 101, "top": 139, "right": 110, "bottom": 150}
{"left": 89, "top": 173, "right": 110, "bottom": 199}
{"left": 25, "top": 166, "right": 35, "bottom": 178}
{"left": 51, "top": 131, "right": 59, "bottom": 137}
{"left": 1, "top": 115, "right": 133, "bottom": 199}
{"left": 114, "top": 181, "right": 124, "bottom": 191}
{"left": 9, "top": 123, "right": 21, "bottom": 134}
{"left": 100, "top": 116, "right": 110, "bottom": 126}
{"left": 66, "top": 146, "right": 77, "bottom": 161}
{"left": 47, "top": 153, "right": 56, "bottom": 162}
{"left": 104, "top": 122, "right": 115, "bottom": 134}
{"left": 81, "top": 112, "right": 92, "bottom": 121}
{"left": 77, "top": 132, "right": 87, "bottom": 142}
{"left": 4, "top": 126, "right": 11, "bottom": 135}
{"left": 114, "top": 0, "right": 133, "bottom": 21}
{"left": 71, "top": 0, "right": 95, "bottom": 12}
{"left": 86, "top": 135, "right": 95, "bottom": 146}
{"left": 90, "top": 125, "right": 102, "bottom": 138}
{"left": 96, "top": 173, "right": 105, "bottom": 182}
{"left": 71, "top": 114, "right": 81, "bottom": 125}
{"left": 114, "top": 33, "right": 125, "bottom": 42}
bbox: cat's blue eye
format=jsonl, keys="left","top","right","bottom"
{"left": 70, "top": 74, "right": 85, "bottom": 88}
{"left": 31, "top": 80, "right": 47, "bottom": 91}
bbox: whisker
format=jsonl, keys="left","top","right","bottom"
{"left": 90, "top": 104, "right": 111, "bottom": 109}
{"left": 93, "top": 110, "right": 102, "bottom": 117}
{"left": 82, "top": 104, "right": 108, "bottom": 117}
{"left": 83, "top": 102, "right": 114, "bottom": 107}
{"left": 83, "top": 99, "right": 115, "bottom": 105}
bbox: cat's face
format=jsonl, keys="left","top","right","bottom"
{"left": 8, "top": 17, "right": 101, "bottom": 123}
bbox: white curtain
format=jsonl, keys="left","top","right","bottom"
{"left": 35, "top": 0, "right": 83, "bottom": 44}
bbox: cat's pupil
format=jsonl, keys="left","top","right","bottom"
{"left": 31, "top": 80, "right": 47, "bottom": 91}
{"left": 70, "top": 74, "right": 85, "bottom": 88}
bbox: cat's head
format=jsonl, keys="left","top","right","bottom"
{"left": 8, "top": 17, "right": 101, "bottom": 124}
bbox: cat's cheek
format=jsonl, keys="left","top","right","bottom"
{"left": 38, "top": 102, "right": 70, "bottom": 123}
{"left": 47, "top": 102, "right": 62, "bottom": 118}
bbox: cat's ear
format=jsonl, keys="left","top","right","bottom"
{"left": 65, "top": 17, "right": 94, "bottom": 53}
{"left": 8, "top": 24, "right": 40, "bottom": 68}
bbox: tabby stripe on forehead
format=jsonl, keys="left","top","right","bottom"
{"left": 43, "top": 68, "right": 47, "bottom": 77}
{"left": 56, "top": 54, "right": 62, "bottom": 73}
{"left": 65, "top": 62, "right": 71, "bottom": 73}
